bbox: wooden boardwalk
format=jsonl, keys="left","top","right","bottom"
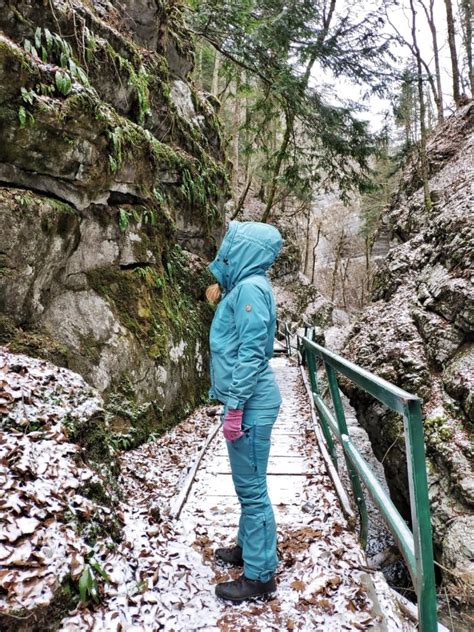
{"left": 183, "top": 360, "right": 310, "bottom": 528}
{"left": 61, "top": 356, "right": 414, "bottom": 631}
{"left": 178, "top": 356, "right": 413, "bottom": 631}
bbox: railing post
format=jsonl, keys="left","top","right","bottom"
{"left": 285, "top": 323, "right": 291, "bottom": 357}
{"left": 404, "top": 399, "right": 437, "bottom": 632}
{"left": 306, "top": 350, "right": 338, "bottom": 470}
{"left": 301, "top": 327, "right": 308, "bottom": 365}
{"left": 324, "top": 362, "right": 369, "bottom": 548}
{"left": 298, "top": 335, "right": 438, "bottom": 628}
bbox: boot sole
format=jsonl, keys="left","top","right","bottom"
{"left": 215, "top": 588, "right": 277, "bottom": 603}
{"left": 214, "top": 557, "right": 244, "bottom": 568}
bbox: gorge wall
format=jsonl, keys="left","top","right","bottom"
{"left": 0, "top": 0, "right": 229, "bottom": 442}
{"left": 342, "top": 103, "right": 474, "bottom": 600}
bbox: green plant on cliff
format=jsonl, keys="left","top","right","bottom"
{"left": 107, "top": 127, "right": 125, "bottom": 174}
{"left": 104, "top": 43, "right": 152, "bottom": 125}
{"left": 127, "top": 64, "right": 152, "bottom": 125}
{"left": 18, "top": 87, "right": 36, "bottom": 127}
{"left": 17, "top": 104, "right": 34, "bottom": 128}
{"left": 84, "top": 26, "right": 98, "bottom": 64}
{"left": 118, "top": 206, "right": 158, "bottom": 232}
{"left": 24, "top": 27, "right": 90, "bottom": 88}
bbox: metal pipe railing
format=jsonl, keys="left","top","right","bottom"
{"left": 275, "top": 319, "right": 292, "bottom": 356}
{"left": 298, "top": 328, "right": 438, "bottom": 632}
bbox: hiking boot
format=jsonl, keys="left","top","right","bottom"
{"left": 214, "top": 544, "right": 243, "bottom": 566}
{"left": 215, "top": 574, "right": 276, "bottom": 602}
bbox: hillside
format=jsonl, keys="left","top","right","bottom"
{"left": 343, "top": 103, "right": 474, "bottom": 602}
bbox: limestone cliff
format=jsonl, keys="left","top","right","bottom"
{"left": 342, "top": 104, "right": 474, "bottom": 601}
{"left": 0, "top": 0, "right": 229, "bottom": 442}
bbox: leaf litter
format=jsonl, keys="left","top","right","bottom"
{"left": 0, "top": 348, "right": 104, "bottom": 614}
{"left": 1, "top": 349, "right": 413, "bottom": 630}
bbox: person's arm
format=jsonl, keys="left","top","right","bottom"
{"left": 226, "top": 282, "right": 271, "bottom": 410}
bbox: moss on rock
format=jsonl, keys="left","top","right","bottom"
{"left": 0, "top": 315, "right": 70, "bottom": 367}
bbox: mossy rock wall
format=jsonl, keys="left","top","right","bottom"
{"left": 0, "top": 1, "right": 230, "bottom": 441}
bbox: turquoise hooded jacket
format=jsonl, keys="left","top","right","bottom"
{"left": 208, "top": 221, "right": 283, "bottom": 410}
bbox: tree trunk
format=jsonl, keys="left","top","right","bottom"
{"left": 244, "top": 70, "right": 252, "bottom": 180}
{"left": 195, "top": 43, "right": 203, "bottom": 90}
{"left": 364, "top": 235, "right": 371, "bottom": 301}
{"left": 340, "top": 256, "right": 351, "bottom": 310}
{"left": 211, "top": 50, "right": 220, "bottom": 96}
{"left": 410, "top": 0, "right": 432, "bottom": 211}
{"left": 443, "top": 0, "right": 461, "bottom": 104}
{"left": 261, "top": 0, "right": 336, "bottom": 222}
{"left": 426, "top": 85, "right": 435, "bottom": 129}
{"left": 231, "top": 177, "right": 252, "bottom": 219}
{"left": 261, "top": 108, "right": 293, "bottom": 222}
{"left": 303, "top": 208, "right": 311, "bottom": 275}
{"left": 460, "top": 0, "right": 474, "bottom": 96}
{"left": 311, "top": 225, "right": 321, "bottom": 284}
{"left": 420, "top": 0, "right": 444, "bottom": 122}
{"left": 331, "top": 232, "right": 345, "bottom": 304}
{"left": 231, "top": 72, "right": 241, "bottom": 192}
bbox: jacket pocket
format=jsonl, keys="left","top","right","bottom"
{"left": 210, "top": 351, "right": 233, "bottom": 397}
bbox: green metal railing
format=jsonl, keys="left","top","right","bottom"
{"left": 298, "top": 326, "right": 438, "bottom": 632}
{"left": 275, "top": 319, "right": 292, "bottom": 356}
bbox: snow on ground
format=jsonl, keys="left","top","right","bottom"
{"left": 60, "top": 357, "right": 412, "bottom": 631}
{"left": 0, "top": 350, "right": 107, "bottom": 615}
{"left": 0, "top": 347, "right": 411, "bottom": 630}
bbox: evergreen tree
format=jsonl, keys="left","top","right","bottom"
{"left": 188, "top": 0, "right": 397, "bottom": 220}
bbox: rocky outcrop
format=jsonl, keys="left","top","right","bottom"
{"left": 0, "top": 0, "right": 229, "bottom": 442}
{"left": 342, "top": 104, "right": 474, "bottom": 600}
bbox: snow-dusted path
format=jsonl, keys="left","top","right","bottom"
{"left": 62, "top": 357, "right": 413, "bottom": 631}
{"left": 182, "top": 356, "right": 311, "bottom": 528}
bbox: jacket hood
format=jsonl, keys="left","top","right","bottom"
{"left": 208, "top": 221, "right": 283, "bottom": 291}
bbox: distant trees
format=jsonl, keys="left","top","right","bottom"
{"left": 443, "top": 0, "right": 461, "bottom": 103}
{"left": 459, "top": 0, "right": 474, "bottom": 96}
{"left": 418, "top": 0, "right": 444, "bottom": 122}
{"left": 409, "top": 0, "right": 432, "bottom": 210}
{"left": 187, "top": 0, "right": 473, "bottom": 310}
{"left": 387, "top": 0, "right": 474, "bottom": 212}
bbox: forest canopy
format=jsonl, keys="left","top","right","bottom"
{"left": 187, "top": 0, "right": 399, "bottom": 218}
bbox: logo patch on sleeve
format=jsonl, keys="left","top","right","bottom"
{"left": 245, "top": 304, "right": 252, "bottom": 312}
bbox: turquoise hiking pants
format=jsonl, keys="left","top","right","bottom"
{"left": 224, "top": 406, "right": 280, "bottom": 582}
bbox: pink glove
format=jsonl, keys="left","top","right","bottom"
{"left": 223, "top": 409, "right": 244, "bottom": 442}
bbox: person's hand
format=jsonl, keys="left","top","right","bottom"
{"left": 223, "top": 409, "right": 244, "bottom": 442}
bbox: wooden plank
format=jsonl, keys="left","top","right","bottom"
{"left": 182, "top": 500, "right": 304, "bottom": 526}
{"left": 214, "top": 437, "right": 303, "bottom": 457}
{"left": 208, "top": 455, "right": 307, "bottom": 475}
{"left": 214, "top": 446, "right": 303, "bottom": 457}
{"left": 198, "top": 473, "right": 307, "bottom": 504}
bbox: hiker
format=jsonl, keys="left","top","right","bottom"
{"left": 206, "top": 220, "right": 283, "bottom": 602}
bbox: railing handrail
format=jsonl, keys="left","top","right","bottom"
{"left": 297, "top": 327, "right": 438, "bottom": 632}
{"left": 275, "top": 319, "right": 292, "bottom": 356}
{"left": 302, "top": 336, "right": 419, "bottom": 413}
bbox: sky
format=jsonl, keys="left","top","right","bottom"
{"left": 312, "top": 0, "right": 469, "bottom": 134}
